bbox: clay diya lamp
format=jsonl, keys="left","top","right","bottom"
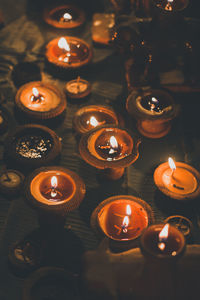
{"left": 140, "top": 223, "right": 186, "bottom": 261}
{"left": 164, "top": 215, "right": 194, "bottom": 240}
{"left": 65, "top": 76, "right": 91, "bottom": 99}
{"left": 0, "top": 168, "right": 24, "bottom": 197}
{"left": 45, "top": 36, "right": 92, "bottom": 70}
{"left": 154, "top": 157, "right": 200, "bottom": 201}
{"left": 4, "top": 124, "right": 62, "bottom": 171}
{"left": 43, "top": 4, "right": 85, "bottom": 29}
{"left": 126, "top": 88, "right": 179, "bottom": 138}
{"left": 15, "top": 81, "right": 66, "bottom": 121}
{"left": 0, "top": 106, "right": 9, "bottom": 135}
{"left": 23, "top": 267, "right": 80, "bottom": 300}
{"left": 79, "top": 125, "right": 141, "bottom": 180}
{"left": 25, "top": 166, "right": 85, "bottom": 226}
{"left": 73, "top": 105, "right": 119, "bottom": 135}
{"left": 91, "top": 195, "right": 154, "bottom": 250}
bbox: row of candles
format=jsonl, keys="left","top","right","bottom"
{"left": 0, "top": 0, "right": 195, "bottom": 268}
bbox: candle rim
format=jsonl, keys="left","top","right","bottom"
{"left": 43, "top": 4, "right": 86, "bottom": 29}
{"left": 91, "top": 195, "right": 154, "bottom": 242}
{"left": 140, "top": 223, "right": 186, "bottom": 259}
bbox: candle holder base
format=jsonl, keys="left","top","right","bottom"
{"left": 137, "top": 119, "right": 171, "bottom": 138}
{"left": 99, "top": 167, "right": 125, "bottom": 181}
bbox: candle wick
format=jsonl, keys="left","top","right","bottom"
{"left": 173, "top": 184, "right": 185, "bottom": 190}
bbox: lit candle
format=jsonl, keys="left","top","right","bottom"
{"left": 95, "top": 196, "right": 154, "bottom": 242}
{"left": 79, "top": 125, "right": 140, "bottom": 180}
{"left": 126, "top": 89, "right": 179, "bottom": 138}
{"left": 15, "top": 81, "right": 66, "bottom": 120}
{"left": 45, "top": 36, "right": 92, "bottom": 69}
{"left": 73, "top": 105, "right": 119, "bottom": 135}
{"left": 43, "top": 4, "right": 85, "bottom": 29}
{"left": 154, "top": 158, "right": 200, "bottom": 200}
{"left": 27, "top": 166, "right": 86, "bottom": 215}
{"left": 140, "top": 223, "right": 185, "bottom": 259}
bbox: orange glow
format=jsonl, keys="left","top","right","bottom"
{"left": 110, "top": 136, "right": 118, "bottom": 149}
{"left": 51, "top": 176, "right": 58, "bottom": 189}
{"left": 58, "top": 37, "right": 70, "bottom": 52}
{"left": 122, "top": 216, "right": 129, "bottom": 233}
{"left": 90, "top": 116, "right": 99, "bottom": 127}
{"left": 32, "top": 87, "right": 39, "bottom": 97}
{"left": 159, "top": 223, "right": 169, "bottom": 240}
{"left": 168, "top": 157, "right": 176, "bottom": 172}
{"left": 126, "top": 204, "right": 131, "bottom": 216}
{"left": 158, "top": 242, "right": 166, "bottom": 251}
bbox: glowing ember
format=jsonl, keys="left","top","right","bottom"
{"left": 58, "top": 37, "right": 70, "bottom": 52}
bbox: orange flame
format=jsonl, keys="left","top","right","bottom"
{"left": 51, "top": 176, "right": 58, "bottom": 189}
{"left": 58, "top": 37, "right": 70, "bottom": 52}
{"left": 168, "top": 157, "right": 176, "bottom": 172}
{"left": 63, "top": 12, "right": 72, "bottom": 20}
{"left": 110, "top": 136, "right": 118, "bottom": 149}
{"left": 159, "top": 223, "right": 169, "bottom": 240}
{"left": 32, "top": 87, "right": 39, "bottom": 97}
{"left": 122, "top": 216, "right": 129, "bottom": 228}
{"left": 90, "top": 116, "right": 99, "bottom": 127}
{"left": 126, "top": 204, "right": 131, "bottom": 216}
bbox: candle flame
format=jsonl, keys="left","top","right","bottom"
{"left": 90, "top": 116, "right": 99, "bottom": 127}
{"left": 152, "top": 97, "right": 159, "bottom": 103}
{"left": 122, "top": 216, "right": 129, "bottom": 228}
{"left": 51, "top": 176, "right": 58, "bottom": 189}
{"left": 168, "top": 157, "right": 176, "bottom": 171}
{"left": 126, "top": 204, "right": 131, "bottom": 216}
{"left": 110, "top": 136, "right": 118, "bottom": 149}
{"left": 58, "top": 37, "right": 70, "bottom": 52}
{"left": 159, "top": 223, "right": 169, "bottom": 240}
{"left": 32, "top": 87, "right": 39, "bottom": 97}
{"left": 63, "top": 12, "right": 72, "bottom": 20}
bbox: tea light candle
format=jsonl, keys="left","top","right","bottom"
{"left": 140, "top": 223, "right": 185, "bottom": 260}
{"left": 45, "top": 36, "right": 92, "bottom": 69}
{"left": 126, "top": 89, "right": 179, "bottom": 138}
{"left": 65, "top": 77, "right": 91, "bottom": 99}
{"left": 0, "top": 169, "right": 24, "bottom": 196}
{"left": 91, "top": 195, "right": 154, "bottom": 248}
{"left": 15, "top": 81, "right": 66, "bottom": 120}
{"left": 154, "top": 158, "right": 200, "bottom": 200}
{"left": 26, "top": 166, "right": 86, "bottom": 217}
{"left": 43, "top": 4, "right": 85, "bottom": 29}
{"left": 72, "top": 105, "right": 119, "bottom": 134}
{"left": 79, "top": 125, "right": 141, "bottom": 180}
